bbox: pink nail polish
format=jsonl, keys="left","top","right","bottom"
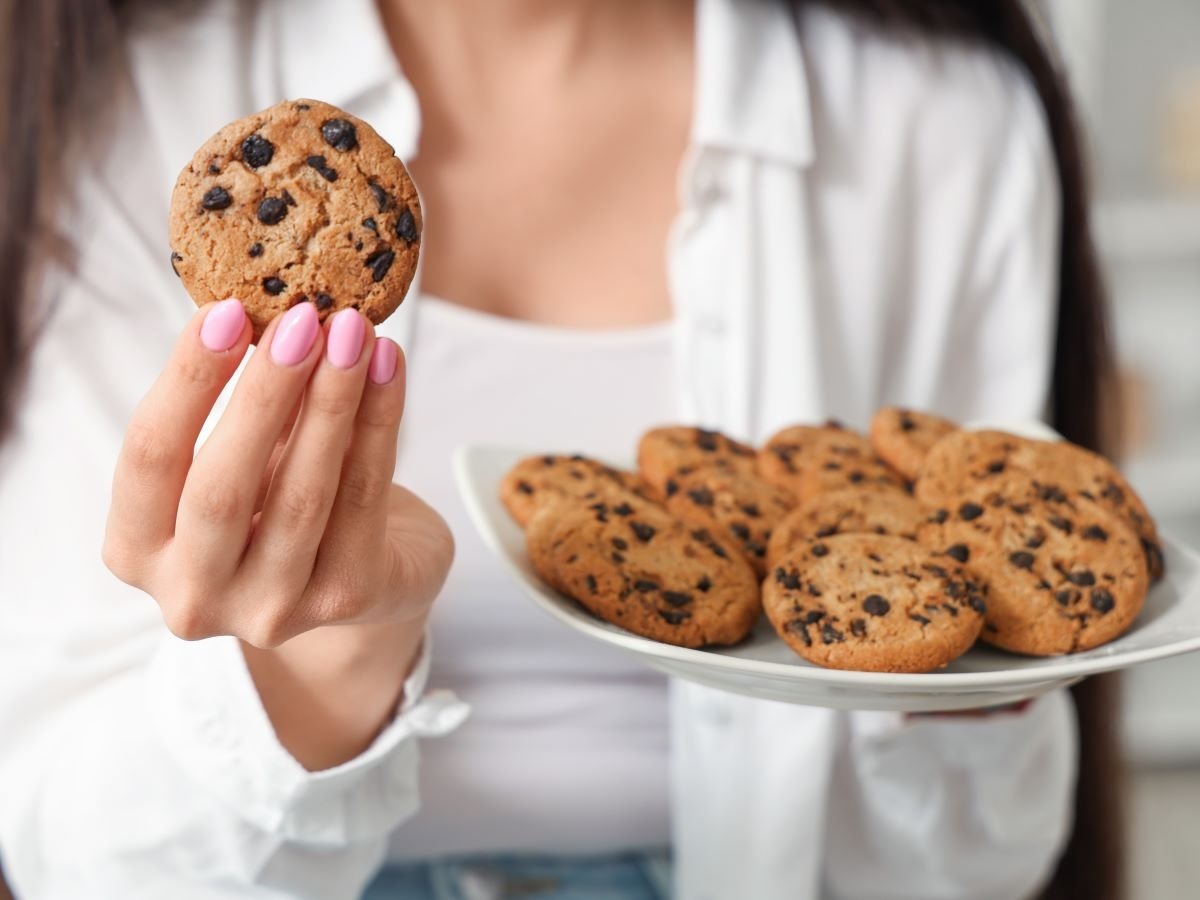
{"left": 270, "top": 302, "right": 319, "bottom": 366}
{"left": 326, "top": 309, "right": 366, "bottom": 369}
{"left": 369, "top": 339, "right": 398, "bottom": 385}
{"left": 200, "top": 299, "right": 245, "bottom": 352}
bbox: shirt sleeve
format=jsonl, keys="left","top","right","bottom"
{"left": 827, "top": 40, "right": 1074, "bottom": 900}
{"left": 0, "top": 96, "right": 467, "bottom": 899}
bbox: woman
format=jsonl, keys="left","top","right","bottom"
{"left": 0, "top": 0, "right": 1123, "bottom": 898}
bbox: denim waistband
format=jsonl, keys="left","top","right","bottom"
{"left": 361, "top": 849, "right": 673, "bottom": 900}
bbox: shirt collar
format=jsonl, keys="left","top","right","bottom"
{"left": 692, "top": 0, "right": 815, "bottom": 167}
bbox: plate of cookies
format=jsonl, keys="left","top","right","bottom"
{"left": 454, "top": 412, "right": 1200, "bottom": 711}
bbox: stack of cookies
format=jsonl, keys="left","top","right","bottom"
{"left": 500, "top": 410, "right": 1162, "bottom": 674}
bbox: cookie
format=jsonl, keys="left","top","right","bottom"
{"left": 915, "top": 430, "right": 1163, "bottom": 580}
{"left": 662, "top": 469, "right": 796, "bottom": 577}
{"left": 526, "top": 495, "right": 760, "bottom": 648}
{"left": 758, "top": 422, "right": 907, "bottom": 501}
{"left": 766, "top": 488, "right": 926, "bottom": 567}
{"left": 916, "top": 488, "right": 1148, "bottom": 655}
{"left": 763, "top": 534, "right": 986, "bottom": 673}
{"left": 636, "top": 427, "right": 757, "bottom": 497}
{"left": 500, "top": 454, "right": 653, "bottom": 528}
{"left": 868, "top": 407, "right": 958, "bottom": 481}
{"left": 169, "top": 98, "right": 421, "bottom": 339}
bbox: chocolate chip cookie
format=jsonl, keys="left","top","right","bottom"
{"left": 763, "top": 535, "right": 986, "bottom": 672}
{"left": 500, "top": 454, "right": 654, "bottom": 528}
{"left": 636, "top": 426, "right": 757, "bottom": 498}
{"left": 916, "top": 430, "right": 1163, "bottom": 580}
{"left": 758, "top": 422, "right": 907, "bottom": 501}
{"left": 916, "top": 488, "right": 1148, "bottom": 655}
{"left": 526, "top": 495, "right": 760, "bottom": 647}
{"left": 662, "top": 469, "right": 796, "bottom": 577}
{"left": 169, "top": 98, "right": 421, "bottom": 338}
{"left": 767, "top": 487, "right": 926, "bottom": 568}
{"left": 869, "top": 407, "right": 958, "bottom": 481}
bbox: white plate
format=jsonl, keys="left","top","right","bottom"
{"left": 453, "top": 438, "right": 1200, "bottom": 712}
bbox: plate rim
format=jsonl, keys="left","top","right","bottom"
{"left": 453, "top": 441, "right": 1200, "bottom": 691}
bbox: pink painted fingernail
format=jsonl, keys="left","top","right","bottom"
{"left": 326, "top": 309, "right": 366, "bottom": 369}
{"left": 369, "top": 338, "right": 398, "bottom": 385}
{"left": 200, "top": 299, "right": 245, "bottom": 352}
{"left": 269, "top": 302, "right": 319, "bottom": 366}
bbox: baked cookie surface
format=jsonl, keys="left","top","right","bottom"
{"left": 500, "top": 454, "right": 653, "bottom": 528}
{"left": 916, "top": 488, "right": 1148, "bottom": 655}
{"left": 636, "top": 426, "right": 757, "bottom": 497}
{"left": 169, "top": 98, "right": 421, "bottom": 338}
{"left": 758, "top": 423, "right": 906, "bottom": 501}
{"left": 526, "top": 495, "right": 760, "bottom": 648}
{"left": 767, "top": 487, "right": 926, "bottom": 567}
{"left": 763, "top": 534, "right": 986, "bottom": 672}
{"left": 869, "top": 407, "right": 958, "bottom": 482}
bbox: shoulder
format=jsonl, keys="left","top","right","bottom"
{"left": 798, "top": 5, "right": 1053, "bottom": 186}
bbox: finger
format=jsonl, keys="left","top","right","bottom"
{"left": 173, "top": 302, "right": 323, "bottom": 580}
{"left": 253, "top": 394, "right": 303, "bottom": 513}
{"left": 305, "top": 339, "right": 406, "bottom": 618}
{"left": 243, "top": 310, "right": 376, "bottom": 604}
{"left": 106, "top": 299, "right": 250, "bottom": 566}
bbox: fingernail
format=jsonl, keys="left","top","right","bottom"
{"left": 270, "top": 302, "right": 319, "bottom": 366}
{"left": 326, "top": 309, "right": 366, "bottom": 369}
{"left": 369, "top": 338, "right": 398, "bottom": 385}
{"left": 200, "top": 299, "right": 245, "bottom": 352}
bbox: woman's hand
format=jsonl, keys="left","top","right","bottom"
{"left": 103, "top": 299, "right": 453, "bottom": 767}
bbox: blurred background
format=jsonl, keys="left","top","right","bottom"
{"left": 1046, "top": 0, "right": 1200, "bottom": 896}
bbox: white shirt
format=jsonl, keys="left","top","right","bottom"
{"left": 0, "top": 0, "right": 1077, "bottom": 898}
{"left": 390, "top": 297, "right": 675, "bottom": 858}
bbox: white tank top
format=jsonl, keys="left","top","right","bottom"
{"left": 386, "top": 297, "right": 676, "bottom": 860}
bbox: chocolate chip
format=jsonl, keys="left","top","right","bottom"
{"left": 315, "top": 293, "right": 334, "bottom": 311}
{"left": 848, "top": 471, "right": 865, "bottom": 484}
{"left": 696, "top": 576, "right": 712, "bottom": 592}
{"left": 248, "top": 242, "right": 264, "bottom": 258}
{"left": 945, "top": 544, "right": 970, "bottom": 563}
{"left": 1101, "top": 481, "right": 1125, "bottom": 503}
{"left": 691, "top": 529, "right": 727, "bottom": 558}
{"left": 826, "top": 418, "right": 844, "bottom": 429}
{"left": 369, "top": 182, "right": 391, "bottom": 212}
{"left": 775, "top": 568, "right": 802, "bottom": 590}
{"left": 169, "top": 251, "right": 182, "bottom": 277}
{"left": 1040, "top": 484, "right": 1067, "bottom": 503}
{"left": 811, "top": 543, "right": 828, "bottom": 557}
{"left": 257, "top": 196, "right": 288, "bottom": 225}
{"left": 1009, "top": 551, "right": 1035, "bottom": 570}
{"left": 804, "top": 610, "right": 826, "bottom": 624}
{"left": 730, "top": 522, "right": 751, "bottom": 542}
{"left": 959, "top": 502, "right": 984, "bottom": 521}
{"left": 586, "top": 574, "right": 597, "bottom": 594}
{"left": 1067, "top": 569, "right": 1096, "bottom": 587}
{"left": 321, "top": 118, "right": 358, "bottom": 151}
{"left": 611, "top": 552, "right": 625, "bottom": 564}
{"left": 612, "top": 503, "right": 633, "bottom": 517}
{"left": 807, "top": 583, "right": 822, "bottom": 597}
{"left": 363, "top": 217, "right": 378, "bottom": 232}
{"left": 240, "top": 134, "right": 274, "bottom": 168}
{"left": 787, "top": 620, "right": 813, "bottom": 646}
{"left": 611, "top": 537, "right": 629, "bottom": 551}
{"left": 1056, "top": 590, "right": 1074, "bottom": 606}
{"left": 630, "top": 522, "right": 657, "bottom": 543}
{"left": 1082, "top": 525, "right": 1109, "bottom": 542}
{"left": 924, "top": 564, "right": 948, "bottom": 578}
{"left": 930, "top": 509, "right": 949, "bottom": 524}
{"left": 967, "top": 595, "right": 986, "bottom": 614}
{"left": 663, "top": 591, "right": 692, "bottom": 607}
{"left": 898, "top": 413, "right": 916, "bottom": 432}
{"left": 815, "top": 525, "right": 839, "bottom": 538}
{"left": 355, "top": 240, "right": 364, "bottom": 252}
{"left": 986, "top": 460, "right": 1006, "bottom": 474}
{"left": 1091, "top": 589, "right": 1115, "bottom": 613}
{"left": 396, "top": 205, "right": 419, "bottom": 244}
{"left": 1049, "top": 516, "right": 1073, "bottom": 534}
{"left": 659, "top": 609, "right": 691, "bottom": 625}
{"left": 1143, "top": 539, "right": 1164, "bottom": 574}
{"left": 821, "top": 623, "right": 845, "bottom": 644}
{"left": 306, "top": 155, "right": 338, "bottom": 181}
{"left": 515, "top": 480, "right": 534, "bottom": 495}
{"left": 687, "top": 487, "right": 714, "bottom": 507}
{"left": 850, "top": 618, "right": 867, "bottom": 637}
{"left": 201, "top": 186, "right": 232, "bottom": 210}
{"left": 909, "top": 613, "right": 931, "bottom": 626}
{"left": 741, "top": 503, "right": 761, "bottom": 518}
{"left": 863, "top": 594, "right": 890, "bottom": 617}
{"left": 696, "top": 429, "right": 719, "bottom": 451}
{"left": 263, "top": 277, "right": 286, "bottom": 295}
{"left": 665, "top": 480, "right": 679, "bottom": 497}
{"left": 1025, "top": 530, "right": 1047, "bottom": 549}
{"left": 823, "top": 461, "right": 842, "bottom": 471}
{"left": 867, "top": 552, "right": 882, "bottom": 563}
{"left": 364, "top": 248, "right": 395, "bottom": 283}
{"left": 281, "top": 189, "right": 297, "bottom": 207}
{"left": 1010, "top": 503, "right": 1031, "bottom": 515}
{"left": 634, "top": 579, "right": 658, "bottom": 593}
{"left": 943, "top": 603, "right": 959, "bottom": 616}
{"left": 207, "top": 163, "right": 221, "bottom": 175}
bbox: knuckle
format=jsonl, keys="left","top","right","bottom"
{"left": 359, "top": 395, "right": 402, "bottom": 430}
{"left": 101, "top": 535, "right": 141, "bottom": 584}
{"left": 239, "top": 374, "right": 278, "bottom": 415}
{"left": 274, "top": 481, "right": 331, "bottom": 527}
{"left": 339, "top": 464, "right": 390, "bottom": 511}
{"left": 122, "top": 420, "right": 175, "bottom": 476}
{"left": 187, "top": 479, "right": 244, "bottom": 525}
{"left": 161, "top": 601, "right": 212, "bottom": 642}
{"left": 241, "top": 612, "right": 292, "bottom": 650}
{"left": 306, "top": 387, "right": 358, "bottom": 420}
{"left": 173, "top": 352, "right": 221, "bottom": 391}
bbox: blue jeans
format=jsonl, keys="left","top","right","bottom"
{"left": 361, "top": 851, "right": 672, "bottom": 900}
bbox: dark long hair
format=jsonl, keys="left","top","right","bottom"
{"left": 0, "top": 2, "right": 1122, "bottom": 899}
